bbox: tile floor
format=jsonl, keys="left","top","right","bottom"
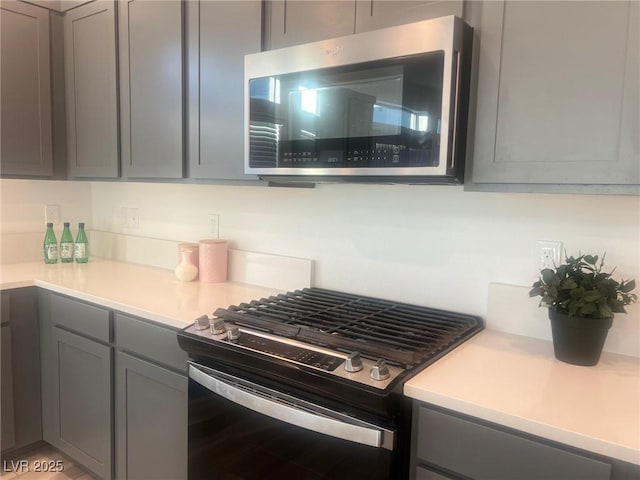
{"left": 0, "top": 444, "right": 97, "bottom": 480}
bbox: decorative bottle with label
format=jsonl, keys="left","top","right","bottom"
{"left": 74, "top": 222, "right": 88, "bottom": 263}
{"left": 60, "top": 222, "right": 74, "bottom": 263}
{"left": 43, "top": 222, "right": 58, "bottom": 264}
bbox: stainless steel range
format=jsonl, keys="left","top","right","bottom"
{"left": 177, "top": 288, "right": 482, "bottom": 479}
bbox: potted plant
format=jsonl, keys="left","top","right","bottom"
{"left": 529, "top": 253, "right": 637, "bottom": 366}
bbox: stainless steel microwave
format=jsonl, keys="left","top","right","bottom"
{"left": 244, "top": 16, "right": 472, "bottom": 184}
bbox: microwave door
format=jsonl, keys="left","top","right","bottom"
{"left": 245, "top": 15, "right": 472, "bottom": 182}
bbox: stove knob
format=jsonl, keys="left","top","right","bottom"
{"left": 194, "top": 315, "right": 210, "bottom": 331}
{"left": 370, "top": 359, "right": 390, "bottom": 381}
{"left": 209, "top": 319, "right": 226, "bottom": 335}
{"left": 226, "top": 326, "right": 240, "bottom": 341}
{"left": 344, "top": 351, "right": 363, "bottom": 373}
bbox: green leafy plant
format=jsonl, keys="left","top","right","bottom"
{"left": 529, "top": 253, "right": 637, "bottom": 319}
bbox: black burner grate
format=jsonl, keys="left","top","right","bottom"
{"left": 214, "top": 288, "right": 483, "bottom": 366}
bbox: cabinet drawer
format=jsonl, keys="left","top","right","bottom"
{"left": 115, "top": 313, "right": 187, "bottom": 373}
{"left": 416, "top": 406, "right": 612, "bottom": 480}
{"left": 50, "top": 293, "right": 111, "bottom": 342}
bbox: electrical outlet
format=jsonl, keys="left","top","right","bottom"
{"left": 45, "top": 204, "right": 61, "bottom": 225}
{"left": 120, "top": 206, "right": 139, "bottom": 229}
{"left": 536, "top": 240, "right": 563, "bottom": 271}
{"left": 120, "top": 206, "right": 128, "bottom": 228}
{"left": 128, "top": 208, "right": 139, "bottom": 229}
{"left": 208, "top": 214, "right": 219, "bottom": 238}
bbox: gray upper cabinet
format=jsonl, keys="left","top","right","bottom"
{"left": 0, "top": 1, "right": 53, "bottom": 176}
{"left": 265, "top": 0, "right": 356, "bottom": 49}
{"left": 469, "top": 1, "right": 639, "bottom": 192}
{"left": 119, "top": 0, "right": 184, "bottom": 179}
{"left": 65, "top": 0, "right": 119, "bottom": 178}
{"left": 354, "top": 0, "right": 463, "bottom": 33}
{"left": 187, "top": 0, "right": 262, "bottom": 181}
{"left": 264, "top": 0, "right": 464, "bottom": 49}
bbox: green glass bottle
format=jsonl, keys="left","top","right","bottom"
{"left": 74, "top": 222, "right": 88, "bottom": 263}
{"left": 60, "top": 222, "right": 74, "bottom": 263}
{"left": 43, "top": 222, "right": 58, "bottom": 264}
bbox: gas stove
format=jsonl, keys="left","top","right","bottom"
{"left": 179, "top": 288, "right": 483, "bottom": 392}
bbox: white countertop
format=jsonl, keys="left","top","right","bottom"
{"left": 2, "top": 260, "right": 638, "bottom": 465}
{"left": 0, "top": 259, "right": 281, "bottom": 329}
{"left": 404, "top": 329, "right": 640, "bottom": 465}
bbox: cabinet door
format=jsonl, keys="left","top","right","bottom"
{"left": 265, "top": 0, "right": 356, "bottom": 49}
{"left": 50, "top": 327, "right": 112, "bottom": 479}
{"left": 119, "top": 0, "right": 184, "bottom": 179}
{"left": 1, "top": 323, "right": 16, "bottom": 452}
{"left": 471, "top": 0, "right": 639, "bottom": 188}
{"left": 116, "top": 351, "right": 187, "bottom": 480}
{"left": 65, "top": 0, "right": 119, "bottom": 178}
{"left": 415, "top": 405, "right": 612, "bottom": 480}
{"left": 187, "top": 0, "right": 262, "bottom": 180}
{"left": 2, "top": 289, "right": 41, "bottom": 453}
{"left": 0, "top": 1, "right": 53, "bottom": 176}
{"left": 354, "top": 0, "right": 463, "bottom": 33}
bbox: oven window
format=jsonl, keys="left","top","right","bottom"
{"left": 188, "top": 380, "right": 394, "bottom": 480}
{"left": 248, "top": 51, "right": 445, "bottom": 169}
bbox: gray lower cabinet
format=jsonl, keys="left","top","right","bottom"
{"left": 114, "top": 312, "right": 188, "bottom": 480}
{"left": 187, "top": 0, "right": 262, "bottom": 181}
{"left": 468, "top": 0, "right": 639, "bottom": 193}
{"left": 411, "top": 403, "right": 640, "bottom": 480}
{"left": 40, "top": 290, "right": 113, "bottom": 478}
{"left": 50, "top": 327, "right": 113, "bottom": 478}
{"left": 1, "top": 288, "right": 42, "bottom": 454}
{"left": 119, "top": 0, "right": 184, "bottom": 179}
{"left": 39, "top": 291, "right": 188, "bottom": 479}
{"left": 65, "top": 0, "right": 119, "bottom": 178}
{"left": 1, "top": 298, "right": 15, "bottom": 451}
{"left": 115, "top": 352, "right": 187, "bottom": 480}
{"left": 0, "top": 1, "right": 53, "bottom": 176}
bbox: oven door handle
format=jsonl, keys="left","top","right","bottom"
{"left": 189, "top": 363, "right": 395, "bottom": 451}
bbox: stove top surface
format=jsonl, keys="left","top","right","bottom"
{"left": 179, "top": 288, "right": 483, "bottom": 391}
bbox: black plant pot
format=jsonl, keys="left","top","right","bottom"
{"left": 548, "top": 309, "right": 613, "bottom": 366}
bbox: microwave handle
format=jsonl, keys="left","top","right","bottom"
{"left": 448, "top": 50, "right": 461, "bottom": 171}
{"left": 189, "top": 363, "right": 394, "bottom": 451}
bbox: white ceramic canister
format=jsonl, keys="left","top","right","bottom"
{"left": 174, "top": 250, "right": 198, "bottom": 282}
{"left": 198, "top": 239, "right": 228, "bottom": 283}
{"left": 178, "top": 243, "right": 199, "bottom": 276}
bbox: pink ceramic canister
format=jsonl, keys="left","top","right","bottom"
{"left": 198, "top": 239, "right": 228, "bottom": 283}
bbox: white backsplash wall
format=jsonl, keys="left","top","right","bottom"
{"left": 91, "top": 181, "right": 640, "bottom": 321}
{"left": 0, "top": 179, "right": 92, "bottom": 264}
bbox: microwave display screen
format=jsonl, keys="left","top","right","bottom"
{"left": 248, "top": 51, "right": 445, "bottom": 170}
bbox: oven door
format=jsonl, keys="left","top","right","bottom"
{"left": 188, "top": 361, "right": 396, "bottom": 480}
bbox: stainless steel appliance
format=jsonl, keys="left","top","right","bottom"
{"left": 244, "top": 16, "right": 473, "bottom": 184}
{"left": 177, "top": 288, "right": 483, "bottom": 479}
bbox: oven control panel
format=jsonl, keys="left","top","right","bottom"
{"left": 233, "top": 332, "right": 344, "bottom": 371}
{"left": 185, "top": 320, "right": 403, "bottom": 389}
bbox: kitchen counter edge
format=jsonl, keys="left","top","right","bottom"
{"left": 404, "top": 329, "right": 640, "bottom": 465}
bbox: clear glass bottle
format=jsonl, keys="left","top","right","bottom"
{"left": 74, "top": 222, "right": 88, "bottom": 263}
{"left": 60, "top": 222, "right": 74, "bottom": 263}
{"left": 43, "top": 222, "right": 58, "bottom": 264}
